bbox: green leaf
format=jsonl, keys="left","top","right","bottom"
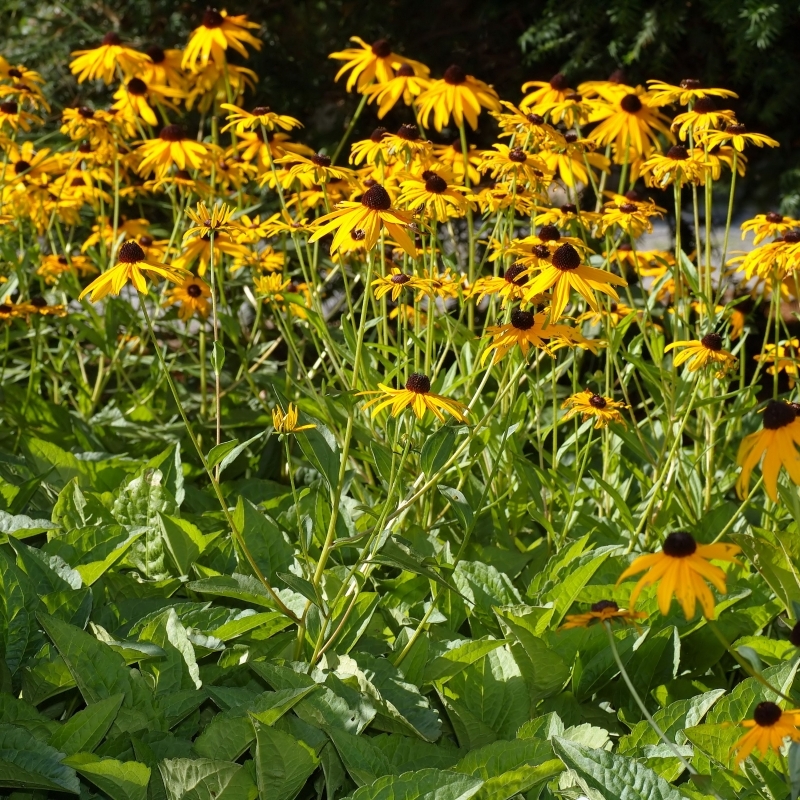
{"left": 159, "top": 757, "right": 258, "bottom": 800}
{"left": 421, "top": 427, "right": 456, "bottom": 476}
{"left": 188, "top": 573, "right": 279, "bottom": 609}
{"left": 75, "top": 532, "right": 142, "bottom": 586}
{"left": 544, "top": 551, "right": 610, "bottom": 626}
{"left": 159, "top": 514, "right": 211, "bottom": 577}
{"left": 233, "top": 497, "right": 294, "bottom": 582}
{"left": 211, "top": 340, "right": 225, "bottom": 374}
{"left": 0, "top": 549, "right": 40, "bottom": 674}
{"left": 49, "top": 693, "right": 125, "bottom": 755}
{"left": 211, "top": 611, "right": 291, "bottom": 642}
{"left": 207, "top": 433, "right": 263, "bottom": 476}
{"left": 63, "top": 752, "right": 150, "bottom": 800}
{"left": 345, "top": 768, "right": 483, "bottom": 800}
{"left": 0, "top": 722, "right": 80, "bottom": 793}
{"left": 439, "top": 486, "right": 473, "bottom": 531}
{"left": 370, "top": 536, "right": 461, "bottom": 596}
{"left": 422, "top": 638, "right": 507, "bottom": 686}
{"left": 327, "top": 727, "right": 396, "bottom": 787}
{"left": 112, "top": 469, "right": 178, "bottom": 529}
{"left": 136, "top": 608, "right": 201, "bottom": 695}
{"left": 252, "top": 720, "right": 320, "bottom": 800}
{"left": 296, "top": 423, "right": 341, "bottom": 489}
{"left": 552, "top": 737, "right": 682, "bottom": 800}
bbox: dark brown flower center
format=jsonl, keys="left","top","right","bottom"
{"left": 29, "top": 296, "right": 47, "bottom": 308}
{"left": 784, "top": 232, "right": 800, "bottom": 244}
{"left": 444, "top": 65, "right": 466, "bottom": 85}
{"left": 538, "top": 224, "right": 561, "bottom": 242}
{"left": 146, "top": 45, "right": 165, "bottom": 63}
{"left": 619, "top": 203, "right": 638, "bottom": 213}
{"left": 561, "top": 203, "right": 577, "bottom": 214}
{"left": 118, "top": 241, "right": 146, "bottom": 264}
{"left": 566, "top": 92, "right": 582, "bottom": 102}
{"left": 451, "top": 138, "right": 464, "bottom": 154}
{"left": 70, "top": 176, "right": 86, "bottom": 186}
{"left": 589, "top": 394, "right": 607, "bottom": 409}
{"left": 693, "top": 96, "right": 716, "bottom": 114}
{"left": 0, "top": 304, "right": 13, "bottom": 314}
{"left": 139, "top": 235, "right": 154, "bottom": 247}
{"left": 78, "top": 106, "right": 95, "bottom": 118}
{"left": 361, "top": 184, "right": 392, "bottom": 211}
{"left": 351, "top": 229, "right": 366, "bottom": 240}
{"left": 127, "top": 78, "right": 147, "bottom": 96}
{"left": 753, "top": 701, "right": 782, "bottom": 727}
{"left": 396, "top": 123, "right": 419, "bottom": 141}
{"left": 203, "top": 9, "right": 224, "bottom": 28}
{"left": 766, "top": 211, "right": 784, "bottom": 224}
{"left": 58, "top": 256, "right": 68, "bottom": 264}
{"left": 175, "top": 170, "right": 192, "bottom": 180}
{"left": 618, "top": 243, "right": 632, "bottom": 251}
{"left": 532, "top": 244, "right": 550, "bottom": 259}
{"left": 186, "top": 283, "right": 203, "bottom": 297}
{"left": 662, "top": 531, "right": 697, "bottom": 557}
{"left": 564, "top": 132, "right": 578, "bottom": 143}
{"left": 78, "top": 142, "right": 92, "bottom": 153}
{"left": 526, "top": 113, "right": 544, "bottom": 125}
{"left": 14, "top": 160, "right": 30, "bottom": 174}
{"left": 252, "top": 106, "right": 271, "bottom": 116}
{"left": 370, "top": 127, "right": 389, "bottom": 143}
{"left": 680, "top": 78, "right": 701, "bottom": 89}
{"left": 667, "top": 145, "right": 689, "bottom": 160}
{"left": 371, "top": 39, "right": 391, "bottom": 58}
{"left": 591, "top": 599, "right": 619, "bottom": 612}
{"left": 701, "top": 333, "right": 722, "bottom": 351}
{"left": 508, "top": 148, "right": 527, "bottom": 163}
{"left": 552, "top": 243, "right": 580, "bottom": 271}
{"left": 405, "top": 373, "right": 431, "bottom": 393}
{"left": 8, "top": 68, "right": 22, "bottom": 78}
{"left": 620, "top": 93, "right": 642, "bottom": 114}
{"left": 608, "top": 69, "right": 626, "bottom": 84}
{"left": 102, "top": 32, "right": 122, "bottom": 46}
{"left": 390, "top": 272, "right": 411, "bottom": 284}
{"left": 425, "top": 174, "right": 447, "bottom": 194}
{"left": 510, "top": 309, "right": 535, "bottom": 330}
{"left": 160, "top": 124, "right": 186, "bottom": 141}
{"left": 397, "top": 64, "right": 414, "bottom": 77}
{"left": 311, "top": 153, "right": 332, "bottom": 167}
{"left": 549, "top": 73, "right": 568, "bottom": 91}
{"left": 763, "top": 400, "right": 797, "bottom": 430}
{"left": 1, "top": 101, "right": 19, "bottom": 114}
{"left": 504, "top": 263, "right": 528, "bottom": 286}
{"left": 726, "top": 123, "right": 746, "bottom": 134}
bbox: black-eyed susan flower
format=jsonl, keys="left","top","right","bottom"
{"left": 702, "top": 122, "right": 779, "bottom": 153}
{"left": 0, "top": 301, "right": 23, "bottom": 321}
{"left": 112, "top": 77, "right": 183, "bottom": 127}
{"left": 733, "top": 702, "right": 800, "bottom": 764}
{"left": 741, "top": 212, "right": 799, "bottom": 245}
{"left": 220, "top": 103, "right": 302, "bottom": 134}
{"left": 492, "top": 102, "right": 565, "bottom": 147}
{"left": 69, "top": 32, "right": 148, "bottom": 84}
{"left": 184, "top": 201, "right": 238, "bottom": 242}
{"left": 328, "top": 37, "right": 422, "bottom": 92}
{"left": 562, "top": 389, "right": 628, "bottom": 428}
{"left": 540, "top": 134, "right": 609, "bottom": 188}
{"left": 478, "top": 144, "right": 548, "bottom": 187}
{"left": 362, "top": 63, "right": 430, "bottom": 118}
{"left": 272, "top": 403, "right": 316, "bottom": 434}
{"left": 481, "top": 308, "right": 574, "bottom": 364}
{"left": 520, "top": 73, "right": 574, "bottom": 116}
{"left": 0, "top": 100, "right": 40, "bottom": 132}
{"left": 600, "top": 199, "right": 662, "bottom": 237}
{"left": 276, "top": 152, "right": 355, "bottom": 187}
{"left": 141, "top": 45, "right": 186, "bottom": 90}
{"left": 78, "top": 240, "right": 187, "bottom": 302}
{"left": 309, "top": 183, "right": 415, "bottom": 257}
{"left": 524, "top": 242, "right": 626, "bottom": 321}
{"left": 397, "top": 170, "right": 470, "bottom": 221}
{"left": 665, "top": 333, "right": 736, "bottom": 374}
{"left": 737, "top": 400, "right": 800, "bottom": 501}
{"left": 254, "top": 273, "right": 291, "bottom": 302}
{"left": 560, "top": 599, "right": 646, "bottom": 630}
{"left": 646, "top": 78, "right": 738, "bottom": 107}
{"left": 359, "top": 372, "right": 467, "bottom": 423}
{"left": 22, "top": 297, "right": 68, "bottom": 318}
{"left": 415, "top": 64, "right": 500, "bottom": 132}
{"left": 137, "top": 124, "right": 209, "bottom": 176}
{"left": 182, "top": 9, "right": 261, "bottom": 70}
{"left": 382, "top": 123, "right": 432, "bottom": 160}
{"left": 432, "top": 140, "right": 484, "bottom": 184}
{"left": 164, "top": 274, "right": 211, "bottom": 320}
{"left": 350, "top": 128, "right": 390, "bottom": 167}
{"left": 641, "top": 144, "right": 709, "bottom": 188}
{"left": 672, "top": 96, "right": 736, "bottom": 141}
{"left": 470, "top": 263, "right": 530, "bottom": 307}
{"left": 617, "top": 531, "right": 741, "bottom": 619}
{"left": 37, "top": 254, "right": 96, "bottom": 284}
{"left": 755, "top": 339, "right": 800, "bottom": 388}
{"left": 475, "top": 182, "right": 538, "bottom": 216}
{"left": 372, "top": 268, "right": 418, "bottom": 301}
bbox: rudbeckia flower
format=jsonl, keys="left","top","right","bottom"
{"left": 141, "top": 45, "right": 186, "bottom": 90}
{"left": 78, "top": 240, "right": 187, "bottom": 302}
{"left": 397, "top": 170, "right": 470, "bottom": 221}
{"left": 524, "top": 243, "right": 626, "bottom": 321}
{"left": 740, "top": 212, "right": 798, "bottom": 245}
{"left": 112, "top": 77, "right": 183, "bottom": 127}
{"left": 737, "top": 400, "right": 800, "bottom": 501}
{"left": 617, "top": 531, "right": 741, "bottom": 619}
{"left": 309, "top": 183, "right": 415, "bottom": 257}
{"left": 182, "top": 9, "right": 261, "bottom": 70}
{"left": 600, "top": 199, "right": 662, "bottom": 237}
{"left": 641, "top": 144, "right": 709, "bottom": 188}
{"left": 481, "top": 308, "right": 574, "bottom": 364}
{"left": 220, "top": 103, "right": 301, "bottom": 134}
{"left": 275, "top": 152, "right": 355, "bottom": 188}
{"left": 382, "top": 123, "right": 432, "bottom": 160}
{"left": 432, "top": 140, "right": 484, "bottom": 184}
{"left": 479, "top": 144, "right": 548, "bottom": 187}
{"left": 184, "top": 201, "right": 239, "bottom": 241}
{"left": 329, "top": 37, "right": 425, "bottom": 92}
{"left": 415, "top": 64, "right": 500, "bottom": 132}
{"left": 359, "top": 372, "right": 467, "bottom": 423}
{"left": 560, "top": 599, "right": 646, "bottom": 630}
{"left": 137, "top": 124, "right": 209, "bottom": 176}
{"left": 734, "top": 703, "right": 800, "bottom": 765}
{"left": 272, "top": 403, "right": 316, "bottom": 435}
{"left": 646, "top": 78, "right": 738, "bottom": 107}
{"left": 372, "top": 268, "right": 419, "bottom": 301}
{"left": 562, "top": 389, "right": 628, "bottom": 428}
{"left": 164, "top": 275, "right": 211, "bottom": 320}
{"left": 362, "top": 63, "right": 431, "bottom": 118}
{"left": 0, "top": 100, "right": 40, "bottom": 132}
{"left": 540, "top": 134, "right": 609, "bottom": 188}
{"left": 754, "top": 339, "right": 800, "bottom": 388}
{"left": 671, "top": 96, "right": 736, "bottom": 141}
{"left": 69, "top": 32, "right": 148, "bottom": 84}
{"left": 350, "top": 127, "right": 391, "bottom": 167}
{"left": 520, "top": 73, "right": 575, "bottom": 115}
{"left": 470, "top": 263, "right": 530, "bottom": 307}
{"left": 665, "top": 333, "right": 736, "bottom": 375}
{"left": 702, "top": 122, "right": 779, "bottom": 153}
{"left": 492, "top": 102, "right": 565, "bottom": 147}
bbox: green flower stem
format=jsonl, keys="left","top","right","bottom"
{"left": 138, "top": 292, "right": 300, "bottom": 625}
{"left": 459, "top": 122, "right": 476, "bottom": 331}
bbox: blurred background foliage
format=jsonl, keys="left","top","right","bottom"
{"left": 4, "top": 0, "right": 800, "bottom": 211}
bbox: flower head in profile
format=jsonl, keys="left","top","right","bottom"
{"left": 702, "top": 122, "right": 779, "bottom": 153}
{"left": 641, "top": 144, "right": 709, "bottom": 188}
{"left": 617, "top": 531, "right": 741, "bottom": 619}
{"left": 137, "top": 124, "right": 209, "bottom": 176}
{"left": 272, "top": 403, "right": 316, "bottom": 435}
{"left": 734, "top": 702, "right": 800, "bottom": 765}
{"left": 737, "top": 400, "right": 800, "bottom": 501}
{"left": 755, "top": 339, "right": 800, "bottom": 388}
{"left": 562, "top": 389, "right": 628, "bottom": 428}
{"left": 478, "top": 144, "right": 548, "bottom": 187}
{"left": 309, "top": 183, "right": 415, "bottom": 257}
{"left": 665, "top": 333, "right": 736, "bottom": 376}
{"left": 741, "top": 212, "right": 798, "bottom": 245}
{"left": 164, "top": 275, "right": 211, "bottom": 320}
{"left": 646, "top": 78, "right": 738, "bottom": 107}
{"left": 69, "top": 32, "right": 148, "bottom": 84}
{"left": 182, "top": 9, "right": 261, "bottom": 71}
{"left": 79, "top": 240, "right": 187, "bottom": 302}
{"left": 372, "top": 268, "right": 420, "bottom": 301}
{"left": 481, "top": 309, "right": 574, "bottom": 364}
{"left": 672, "top": 96, "right": 736, "bottom": 141}
{"left": 520, "top": 73, "right": 575, "bottom": 115}
{"left": 184, "top": 201, "right": 239, "bottom": 241}
{"left": 362, "top": 63, "right": 431, "bottom": 118}
{"left": 220, "top": 103, "right": 302, "bottom": 134}
{"left": 415, "top": 64, "right": 500, "bottom": 131}
{"left": 470, "top": 263, "right": 530, "bottom": 307}
{"left": 329, "top": 37, "right": 424, "bottom": 93}
{"left": 561, "top": 599, "right": 646, "bottom": 630}
{"left": 359, "top": 373, "right": 467, "bottom": 423}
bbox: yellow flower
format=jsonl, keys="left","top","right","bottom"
{"left": 220, "top": 102, "right": 302, "bottom": 134}
{"left": 137, "top": 124, "right": 209, "bottom": 176}
{"left": 562, "top": 389, "right": 628, "bottom": 428}
{"left": 600, "top": 199, "right": 662, "bottom": 237}
{"left": 309, "top": 184, "right": 415, "bottom": 257}
{"left": 21, "top": 297, "right": 68, "bottom": 318}
{"left": 112, "top": 77, "right": 183, "bottom": 127}
{"left": 671, "top": 96, "right": 736, "bottom": 142}
{"left": 432, "top": 140, "right": 484, "bottom": 184}
{"left": 560, "top": 600, "right": 646, "bottom": 630}
{"left": 470, "top": 263, "right": 530, "bottom": 307}
{"left": 737, "top": 400, "right": 800, "bottom": 501}
{"left": 182, "top": 9, "right": 261, "bottom": 70}
{"left": 0, "top": 100, "right": 40, "bottom": 132}
{"left": 372, "top": 268, "right": 419, "bottom": 301}
{"left": 540, "top": 135, "right": 609, "bottom": 188}
{"left": 478, "top": 144, "right": 548, "bottom": 187}
{"left": 665, "top": 334, "right": 736, "bottom": 374}
{"left": 741, "top": 212, "right": 798, "bottom": 245}
{"left": 397, "top": 171, "right": 470, "bottom": 221}
{"left": 272, "top": 403, "right": 316, "bottom": 434}
{"left": 617, "top": 531, "right": 741, "bottom": 619}
{"left": 140, "top": 46, "right": 186, "bottom": 90}
{"left": 641, "top": 144, "right": 709, "bottom": 188}
{"left": 328, "top": 37, "right": 423, "bottom": 92}
{"left": 520, "top": 73, "right": 574, "bottom": 116}
{"left": 492, "top": 101, "right": 565, "bottom": 147}
{"left": 755, "top": 339, "right": 800, "bottom": 388}
{"left": 184, "top": 201, "right": 238, "bottom": 242}
{"left": 415, "top": 64, "right": 500, "bottom": 131}
{"left": 359, "top": 373, "right": 467, "bottom": 423}
{"left": 350, "top": 127, "right": 391, "bottom": 167}
{"left": 734, "top": 703, "right": 800, "bottom": 765}
{"left": 381, "top": 123, "right": 432, "bottom": 160}
{"left": 524, "top": 243, "right": 627, "bottom": 321}
{"left": 362, "top": 64, "right": 431, "bottom": 118}
{"left": 69, "top": 32, "right": 148, "bottom": 84}
{"left": 164, "top": 275, "right": 211, "bottom": 320}
{"left": 481, "top": 309, "right": 576, "bottom": 364}
{"left": 37, "top": 254, "right": 97, "bottom": 284}
{"left": 646, "top": 78, "right": 738, "bottom": 107}
{"left": 274, "top": 152, "right": 355, "bottom": 187}
{"left": 78, "top": 241, "right": 187, "bottom": 302}
{"left": 255, "top": 273, "right": 292, "bottom": 301}
{"left": 702, "top": 122, "right": 779, "bottom": 152}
